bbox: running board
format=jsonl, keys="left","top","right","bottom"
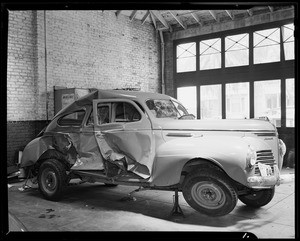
{"left": 72, "top": 170, "right": 149, "bottom": 186}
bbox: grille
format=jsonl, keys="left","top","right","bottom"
{"left": 254, "top": 150, "right": 275, "bottom": 175}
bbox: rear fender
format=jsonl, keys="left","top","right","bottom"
{"left": 20, "top": 134, "right": 74, "bottom": 175}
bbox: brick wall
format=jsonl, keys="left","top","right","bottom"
{"left": 7, "top": 10, "right": 161, "bottom": 165}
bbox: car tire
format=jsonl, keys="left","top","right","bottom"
{"left": 182, "top": 168, "right": 238, "bottom": 217}
{"left": 238, "top": 188, "right": 275, "bottom": 207}
{"left": 38, "top": 159, "right": 67, "bottom": 201}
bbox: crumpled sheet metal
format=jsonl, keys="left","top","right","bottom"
{"left": 53, "top": 130, "right": 154, "bottom": 179}
{"left": 95, "top": 131, "right": 154, "bottom": 179}
{"left": 68, "top": 133, "right": 104, "bottom": 170}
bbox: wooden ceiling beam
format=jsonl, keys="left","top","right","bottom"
{"left": 268, "top": 6, "right": 274, "bottom": 12}
{"left": 190, "top": 11, "right": 202, "bottom": 26}
{"left": 115, "top": 10, "right": 122, "bottom": 17}
{"left": 149, "top": 11, "right": 157, "bottom": 29}
{"left": 169, "top": 10, "right": 187, "bottom": 29}
{"left": 129, "top": 10, "right": 138, "bottom": 22}
{"left": 141, "top": 10, "right": 150, "bottom": 25}
{"left": 151, "top": 10, "right": 172, "bottom": 32}
{"left": 209, "top": 10, "right": 219, "bottom": 22}
{"left": 225, "top": 10, "right": 234, "bottom": 20}
{"left": 247, "top": 9, "right": 253, "bottom": 16}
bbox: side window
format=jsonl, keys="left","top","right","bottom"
{"left": 113, "top": 102, "right": 141, "bottom": 122}
{"left": 97, "top": 105, "right": 110, "bottom": 125}
{"left": 57, "top": 110, "right": 86, "bottom": 127}
{"left": 86, "top": 110, "right": 94, "bottom": 126}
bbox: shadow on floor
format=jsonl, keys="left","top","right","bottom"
{"left": 13, "top": 183, "right": 273, "bottom": 229}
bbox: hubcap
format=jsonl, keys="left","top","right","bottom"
{"left": 42, "top": 168, "right": 57, "bottom": 193}
{"left": 191, "top": 181, "right": 226, "bottom": 209}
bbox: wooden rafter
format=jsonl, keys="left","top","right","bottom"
{"left": 141, "top": 10, "right": 150, "bottom": 25}
{"left": 268, "top": 6, "right": 274, "bottom": 12}
{"left": 169, "top": 10, "right": 186, "bottom": 29}
{"left": 208, "top": 10, "right": 219, "bottom": 22}
{"left": 225, "top": 10, "right": 234, "bottom": 20}
{"left": 129, "top": 10, "right": 138, "bottom": 22}
{"left": 149, "top": 11, "right": 157, "bottom": 29}
{"left": 115, "top": 10, "right": 122, "bottom": 17}
{"left": 189, "top": 11, "right": 202, "bottom": 26}
{"left": 151, "top": 10, "right": 172, "bottom": 32}
{"left": 247, "top": 9, "right": 253, "bottom": 16}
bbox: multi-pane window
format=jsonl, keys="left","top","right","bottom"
{"left": 254, "top": 80, "right": 281, "bottom": 127}
{"left": 177, "top": 86, "right": 197, "bottom": 117}
{"left": 254, "top": 27, "right": 280, "bottom": 64}
{"left": 175, "top": 22, "right": 294, "bottom": 127}
{"left": 226, "top": 82, "right": 249, "bottom": 119}
{"left": 199, "top": 38, "right": 221, "bottom": 70}
{"left": 286, "top": 78, "right": 295, "bottom": 127}
{"left": 225, "top": 33, "right": 249, "bottom": 67}
{"left": 282, "top": 24, "right": 295, "bottom": 60}
{"left": 200, "top": 85, "right": 222, "bottom": 119}
{"left": 176, "top": 42, "right": 196, "bottom": 73}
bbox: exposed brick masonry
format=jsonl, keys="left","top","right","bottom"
{"left": 7, "top": 10, "right": 161, "bottom": 165}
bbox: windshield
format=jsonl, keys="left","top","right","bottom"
{"left": 146, "top": 99, "right": 194, "bottom": 119}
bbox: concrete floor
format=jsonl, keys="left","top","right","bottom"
{"left": 7, "top": 167, "right": 295, "bottom": 238}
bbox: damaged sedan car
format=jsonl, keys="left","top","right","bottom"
{"left": 20, "top": 89, "right": 286, "bottom": 216}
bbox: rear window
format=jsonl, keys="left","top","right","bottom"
{"left": 57, "top": 110, "right": 86, "bottom": 127}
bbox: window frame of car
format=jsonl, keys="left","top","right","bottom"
{"left": 56, "top": 108, "right": 87, "bottom": 127}
{"left": 145, "top": 98, "right": 189, "bottom": 119}
{"left": 92, "top": 99, "right": 145, "bottom": 127}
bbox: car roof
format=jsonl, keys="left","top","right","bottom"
{"left": 54, "top": 89, "right": 172, "bottom": 117}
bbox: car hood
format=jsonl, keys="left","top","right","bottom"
{"left": 153, "top": 118, "right": 276, "bottom": 132}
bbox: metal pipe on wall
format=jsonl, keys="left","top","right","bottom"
{"left": 44, "top": 10, "right": 48, "bottom": 121}
{"left": 159, "top": 30, "right": 165, "bottom": 94}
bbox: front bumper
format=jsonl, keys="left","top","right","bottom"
{"left": 247, "top": 164, "right": 281, "bottom": 188}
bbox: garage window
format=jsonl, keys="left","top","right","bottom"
{"left": 225, "top": 33, "right": 249, "bottom": 67}
{"left": 177, "top": 86, "right": 197, "bottom": 117}
{"left": 254, "top": 80, "right": 281, "bottom": 127}
{"left": 176, "top": 42, "right": 196, "bottom": 73}
{"left": 286, "top": 78, "right": 294, "bottom": 127}
{"left": 282, "top": 24, "right": 294, "bottom": 60}
{"left": 58, "top": 110, "right": 86, "bottom": 127}
{"left": 199, "top": 38, "right": 221, "bottom": 70}
{"left": 200, "top": 85, "right": 222, "bottom": 119}
{"left": 226, "top": 82, "right": 249, "bottom": 119}
{"left": 254, "top": 27, "right": 280, "bottom": 64}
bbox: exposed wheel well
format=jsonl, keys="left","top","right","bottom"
{"left": 179, "top": 158, "right": 244, "bottom": 192}
{"left": 32, "top": 149, "right": 71, "bottom": 176}
{"left": 181, "top": 158, "right": 224, "bottom": 176}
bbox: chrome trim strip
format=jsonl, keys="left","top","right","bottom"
{"left": 166, "top": 133, "right": 193, "bottom": 137}
{"left": 159, "top": 129, "right": 276, "bottom": 132}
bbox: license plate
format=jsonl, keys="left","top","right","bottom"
{"left": 258, "top": 163, "right": 273, "bottom": 177}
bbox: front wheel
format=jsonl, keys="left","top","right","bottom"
{"left": 182, "top": 169, "right": 238, "bottom": 217}
{"left": 238, "top": 188, "right": 275, "bottom": 207}
{"left": 38, "top": 159, "right": 67, "bottom": 201}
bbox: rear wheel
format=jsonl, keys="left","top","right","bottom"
{"left": 182, "top": 168, "right": 238, "bottom": 217}
{"left": 238, "top": 188, "right": 275, "bottom": 207}
{"left": 38, "top": 159, "right": 67, "bottom": 201}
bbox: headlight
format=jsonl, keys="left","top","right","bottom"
{"left": 279, "top": 139, "right": 286, "bottom": 157}
{"left": 246, "top": 145, "right": 257, "bottom": 168}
